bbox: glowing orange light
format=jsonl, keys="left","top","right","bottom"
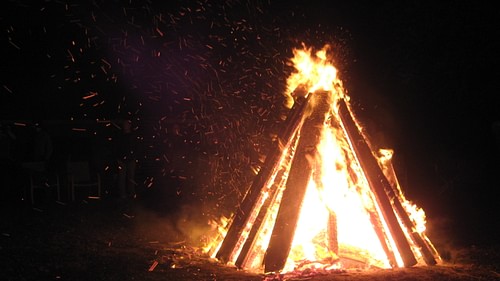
{"left": 210, "top": 43, "right": 439, "bottom": 273}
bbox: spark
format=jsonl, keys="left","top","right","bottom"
{"left": 3, "top": 85, "right": 13, "bottom": 94}
{"left": 8, "top": 40, "right": 20, "bottom": 50}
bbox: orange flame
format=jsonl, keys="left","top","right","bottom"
{"left": 285, "top": 44, "right": 346, "bottom": 108}
{"left": 202, "top": 216, "right": 230, "bottom": 257}
{"left": 213, "top": 43, "right": 439, "bottom": 273}
{"left": 281, "top": 44, "right": 389, "bottom": 271}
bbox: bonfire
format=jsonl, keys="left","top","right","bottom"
{"left": 205, "top": 44, "right": 441, "bottom": 274}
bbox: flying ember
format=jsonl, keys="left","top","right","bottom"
{"left": 206, "top": 44, "right": 440, "bottom": 274}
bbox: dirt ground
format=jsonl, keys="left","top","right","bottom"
{"left": 1, "top": 197, "right": 499, "bottom": 281}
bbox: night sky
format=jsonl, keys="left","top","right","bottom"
{"left": 2, "top": 1, "right": 500, "bottom": 245}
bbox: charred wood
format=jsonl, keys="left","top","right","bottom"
{"left": 264, "top": 92, "right": 331, "bottom": 273}
{"left": 235, "top": 135, "right": 299, "bottom": 269}
{"left": 382, "top": 159, "right": 438, "bottom": 265}
{"left": 216, "top": 89, "right": 310, "bottom": 262}
{"left": 338, "top": 99, "right": 418, "bottom": 267}
{"left": 327, "top": 212, "right": 339, "bottom": 256}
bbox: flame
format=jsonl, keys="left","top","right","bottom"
{"left": 284, "top": 44, "right": 346, "bottom": 108}
{"left": 283, "top": 44, "right": 437, "bottom": 271}
{"left": 378, "top": 149, "right": 428, "bottom": 234}
{"left": 280, "top": 44, "right": 389, "bottom": 271}
{"left": 202, "top": 216, "right": 230, "bottom": 257}
{"left": 213, "top": 44, "right": 439, "bottom": 273}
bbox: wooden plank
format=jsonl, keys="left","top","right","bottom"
{"left": 366, "top": 209, "right": 398, "bottom": 267}
{"left": 216, "top": 91, "right": 310, "bottom": 262}
{"left": 235, "top": 132, "right": 300, "bottom": 268}
{"left": 264, "top": 92, "right": 331, "bottom": 273}
{"left": 327, "top": 212, "right": 339, "bottom": 256}
{"left": 381, "top": 159, "right": 437, "bottom": 265}
{"left": 338, "top": 99, "right": 417, "bottom": 267}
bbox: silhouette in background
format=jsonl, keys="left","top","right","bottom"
{"left": 25, "top": 121, "right": 57, "bottom": 205}
{"left": 114, "top": 118, "right": 138, "bottom": 199}
{"left": 0, "top": 122, "right": 20, "bottom": 201}
{"left": 33, "top": 121, "right": 53, "bottom": 166}
{"left": 0, "top": 122, "right": 16, "bottom": 160}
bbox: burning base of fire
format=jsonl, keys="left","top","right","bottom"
{"left": 156, "top": 239, "right": 495, "bottom": 281}
{"left": 202, "top": 44, "right": 441, "bottom": 274}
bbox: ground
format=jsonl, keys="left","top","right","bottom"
{"left": 1, "top": 198, "right": 499, "bottom": 281}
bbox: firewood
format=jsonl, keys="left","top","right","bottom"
{"left": 338, "top": 99, "right": 417, "bottom": 267}
{"left": 327, "top": 212, "right": 339, "bottom": 256}
{"left": 216, "top": 89, "right": 310, "bottom": 262}
{"left": 264, "top": 92, "right": 332, "bottom": 273}
{"left": 381, "top": 159, "right": 437, "bottom": 265}
{"left": 235, "top": 159, "right": 293, "bottom": 269}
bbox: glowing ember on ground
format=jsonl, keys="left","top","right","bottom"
{"left": 209, "top": 43, "right": 440, "bottom": 274}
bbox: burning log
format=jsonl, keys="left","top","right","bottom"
{"left": 216, "top": 88, "right": 310, "bottom": 263}
{"left": 326, "top": 212, "right": 339, "bottom": 257}
{"left": 337, "top": 99, "right": 417, "bottom": 267}
{"left": 264, "top": 92, "right": 332, "bottom": 273}
{"left": 381, "top": 156, "right": 438, "bottom": 265}
{"left": 234, "top": 164, "right": 291, "bottom": 269}
{"left": 365, "top": 206, "right": 399, "bottom": 267}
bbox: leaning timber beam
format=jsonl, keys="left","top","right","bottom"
{"left": 235, "top": 150, "right": 295, "bottom": 269}
{"left": 381, "top": 159, "right": 438, "bottom": 265}
{"left": 366, "top": 207, "right": 399, "bottom": 267}
{"left": 216, "top": 89, "right": 310, "bottom": 262}
{"left": 264, "top": 92, "right": 332, "bottom": 273}
{"left": 338, "top": 99, "right": 418, "bottom": 267}
{"left": 329, "top": 114, "right": 398, "bottom": 267}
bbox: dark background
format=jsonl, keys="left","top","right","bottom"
{"left": 2, "top": 1, "right": 499, "bottom": 248}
